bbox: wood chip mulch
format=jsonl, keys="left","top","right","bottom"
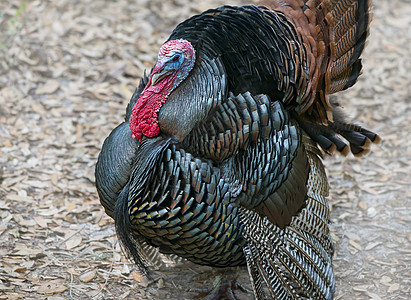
{"left": 0, "top": 0, "right": 410, "bottom": 299}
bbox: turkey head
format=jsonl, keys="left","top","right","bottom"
{"left": 129, "top": 39, "right": 196, "bottom": 141}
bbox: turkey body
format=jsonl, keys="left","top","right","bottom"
{"left": 96, "top": 1, "right": 378, "bottom": 299}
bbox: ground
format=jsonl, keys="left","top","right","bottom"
{"left": 0, "top": 0, "right": 410, "bottom": 299}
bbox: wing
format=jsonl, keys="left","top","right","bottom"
{"left": 239, "top": 133, "right": 335, "bottom": 300}
{"left": 185, "top": 92, "right": 310, "bottom": 228}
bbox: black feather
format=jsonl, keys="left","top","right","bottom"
{"left": 114, "top": 137, "right": 171, "bottom": 278}
{"left": 114, "top": 180, "right": 150, "bottom": 277}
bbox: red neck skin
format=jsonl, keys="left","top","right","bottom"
{"left": 129, "top": 70, "right": 177, "bottom": 142}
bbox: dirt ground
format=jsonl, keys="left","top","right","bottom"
{"left": 0, "top": 0, "right": 410, "bottom": 299}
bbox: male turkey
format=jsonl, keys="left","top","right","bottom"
{"left": 96, "top": 0, "right": 379, "bottom": 299}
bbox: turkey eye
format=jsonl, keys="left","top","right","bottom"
{"left": 172, "top": 55, "right": 180, "bottom": 62}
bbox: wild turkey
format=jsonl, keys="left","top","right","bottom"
{"left": 95, "top": 0, "right": 379, "bottom": 299}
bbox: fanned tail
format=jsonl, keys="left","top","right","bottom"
{"left": 298, "top": 103, "right": 381, "bottom": 156}
{"left": 327, "top": 0, "right": 372, "bottom": 93}
{"left": 306, "top": 0, "right": 379, "bottom": 156}
{"left": 261, "top": 0, "right": 379, "bottom": 156}
{"left": 239, "top": 141, "right": 335, "bottom": 299}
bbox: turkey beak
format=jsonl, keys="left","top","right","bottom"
{"left": 151, "top": 67, "right": 173, "bottom": 86}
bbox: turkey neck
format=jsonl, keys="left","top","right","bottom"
{"left": 158, "top": 53, "right": 227, "bottom": 141}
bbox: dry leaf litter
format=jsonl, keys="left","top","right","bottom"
{"left": 0, "top": 0, "right": 410, "bottom": 299}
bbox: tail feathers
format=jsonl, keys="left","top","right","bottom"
{"left": 327, "top": 0, "right": 372, "bottom": 94}
{"left": 330, "top": 116, "right": 381, "bottom": 156}
{"left": 261, "top": 0, "right": 374, "bottom": 141}
{"left": 328, "top": 59, "right": 363, "bottom": 93}
{"left": 297, "top": 107, "right": 380, "bottom": 156}
{"left": 316, "top": 0, "right": 372, "bottom": 121}
{"left": 334, "top": 22, "right": 367, "bottom": 62}
{"left": 239, "top": 208, "right": 335, "bottom": 300}
{"left": 331, "top": 0, "right": 371, "bottom": 49}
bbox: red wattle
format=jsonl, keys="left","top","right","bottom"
{"left": 129, "top": 78, "right": 172, "bottom": 142}
{"left": 129, "top": 91, "right": 161, "bottom": 141}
